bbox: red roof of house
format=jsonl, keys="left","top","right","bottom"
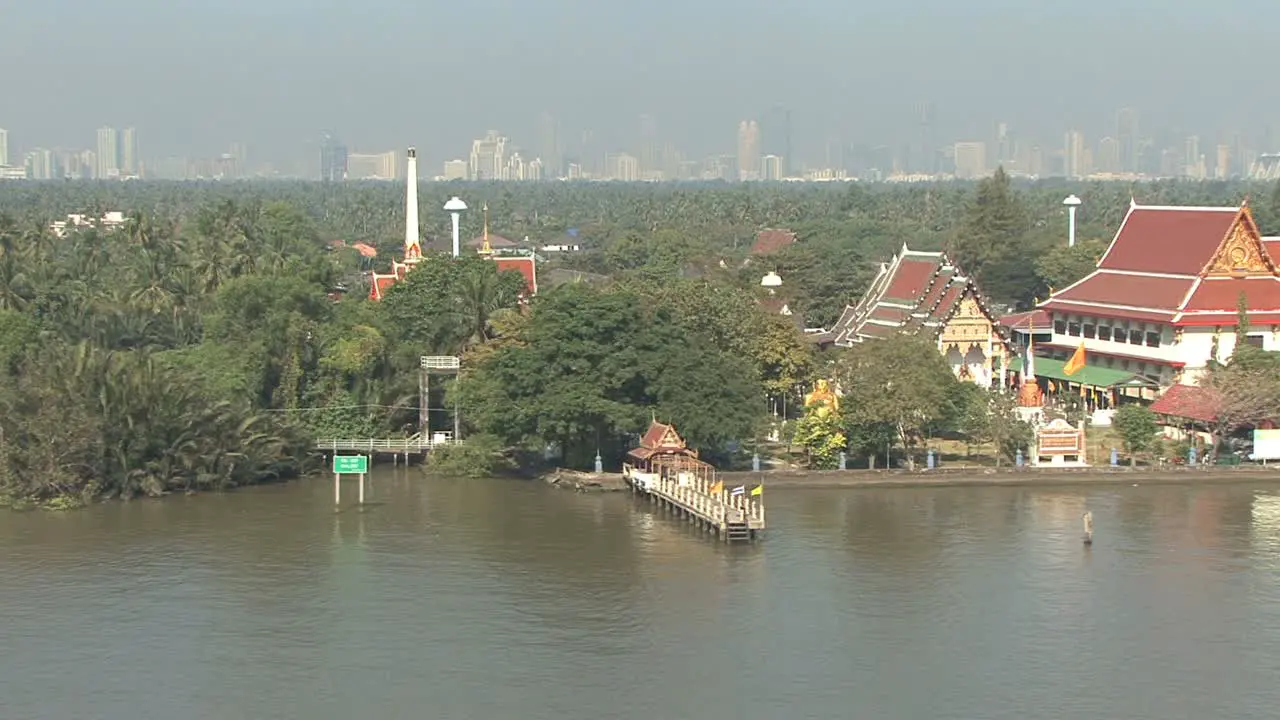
{"left": 1149, "top": 383, "right": 1218, "bottom": 423}
{"left": 822, "top": 244, "right": 1010, "bottom": 353}
{"left": 351, "top": 242, "right": 378, "bottom": 258}
{"left": 369, "top": 273, "right": 399, "bottom": 301}
{"left": 493, "top": 256, "right": 537, "bottom": 296}
{"left": 628, "top": 421, "right": 698, "bottom": 461}
{"left": 468, "top": 234, "right": 519, "bottom": 248}
{"left": 1041, "top": 203, "right": 1280, "bottom": 325}
{"left": 750, "top": 229, "right": 797, "bottom": 255}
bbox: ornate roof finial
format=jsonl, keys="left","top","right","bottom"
{"left": 1241, "top": 194, "right": 1251, "bottom": 208}
{"left": 1129, "top": 196, "right": 1137, "bottom": 209}
{"left": 480, "top": 203, "right": 492, "bottom": 255}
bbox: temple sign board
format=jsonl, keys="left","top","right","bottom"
{"left": 1034, "top": 418, "right": 1088, "bottom": 467}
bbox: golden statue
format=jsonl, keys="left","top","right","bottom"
{"left": 804, "top": 379, "right": 840, "bottom": 417}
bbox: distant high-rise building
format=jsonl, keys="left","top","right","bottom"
{"left": 1096, "top": 136, "right": 1120, "bottom": 175}
{"left": 995, "top": 122, "right": 1013, "bottom": 166}
{"left": 25, "top": 149, "right": 55, "bottom": 179}
{"left": 442, "top": 159, "right": 468, "bottom": 180}
{"left": 952, "top": 142, "right": 987, "bottom": 179}
{"left": 1215, "top": 144, "right": 1231, "bottom": 179}
{"left": 1184, "top": 135, "right": 1205, "bottom": 179}
{"left": 537, "top": 112, "right": 560, "bottom": 176}
{"left": 0, "top": 128, "right": 8, "bottom": 167}
{"left": 96, "top": 127, "right": 120, "bottom": 179}
{"left": 606, "top": 152, "right": 639, "bottom": 181}
{"left": 469, "top": 130, "right": 508, "bottom": 180}
{"left": 319, "top": 134, "right": 348, "bottom": 181}
{"left": 917, "top": 102, "right": 938, "bottom": 174}
{"left": 760, "top": 155, "right": 783, "bottom": 181}
{"left": 1116, "top": 107, "right": 1139, "bottom": 173}
{"left": 347, "top": 151, "right": 398, "bottom": 180}
{"left": 121, "top": 127, "right": 138, "bottom": 175}
{"left": 637, "top": 114, "right": 659, "bottom": 174}
{"left": 737, "top": 120, "right": 760, "bottom": 180}
{"left": 759, "top": 106, "right": 792, "bottom": 175}
{"left": 1063, "top": 130, "right": 1086, "bottom": 179}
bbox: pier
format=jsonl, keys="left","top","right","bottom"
{"left": 623, "top": 420, "right": 766, "bottom": 542}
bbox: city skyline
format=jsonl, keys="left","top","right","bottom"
{"left": 4, "top": 106, "right": 1280, "bottom": 182}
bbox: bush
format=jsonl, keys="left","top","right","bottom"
{"left": 424, "top": 434, "right": 507, "bottom": 478}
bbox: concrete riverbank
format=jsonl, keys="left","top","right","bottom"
{"left": 719, "top": 465, "right": 1280, "bottom": 489}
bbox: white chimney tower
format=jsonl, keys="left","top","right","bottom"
{"left": 404, "top": 148, "right": 421, "bottom": 260}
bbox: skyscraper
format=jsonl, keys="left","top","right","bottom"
{"left": 536, "top": 112, "right": 560, "bottom": 177}
{"left": 1116, "top": 107, "right": 1139, "bottom": 174}
{"left": 736, "top": 120, "right": 760, "bottom": 181}
{"left": 917, "top": 102, "right": 937, "bottom": 174}
{"left": 1063, "top": 130, "right": 1086, "bottom": 179}
{"left": 96, "top": 127, "right": 120, "bottom": 179}
{"left": 637, "top": 113, "right": 659, "bottom": 175}
{"left": 759, "top": 106, "right": 792, "bottom": 176}
{"left": 0, "top": 128, "right": 8, "bottom": 167}
{"left": 121, "top": 127, "right": 138, "bottom": 175}
{"left": 319, "top": 134, "right": 348, "bottom": 181}
{"left": 469, "top": 131, "right": 508, "bottom": 180}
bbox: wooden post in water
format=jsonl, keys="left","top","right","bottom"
{"left": 334, "top": 471, "right": 341, "bottom": 506}
{"left": 1082, "top": 510, "right": 1094, "bottom": 545}
{"left": 359, "top": 472, "right": 366, "bottom": 504}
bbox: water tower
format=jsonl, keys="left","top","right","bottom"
{"left": 1063, "top": 194, "right": 1082, "bottom": 247}
{"left": 444, "top": 196, "right": 467, "bottom": 258}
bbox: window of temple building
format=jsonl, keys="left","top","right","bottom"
{"left": 1145, "top": 331, "right": 1160, "bottom": 347}
{"left": 1098, "top": 325, "right": 1111, "bottom": 341}
{"left": 1113, "top": 327, "right": 1127, "bottom": 343}
{"left": 1245, "top": 335, "right": 1265, "bottom": 349}
{"left": 1067, "top": 322, "right": 1081, "bottom": 336}
{"left": 1083, "top": 322, "right": 1096, "bottom": 339}
{"left": 1054, "top": 319, "right": 1067, "bottom": 334}
{"left": 1128, "top": 329, "right": 1143, "bottom": 345}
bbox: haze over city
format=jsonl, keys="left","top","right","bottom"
{"left": 4, "top": 0, "right": 1280, "bottom": 179}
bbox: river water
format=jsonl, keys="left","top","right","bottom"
{"left": 3, "top": 471, "right": 1280, "bottom": 719}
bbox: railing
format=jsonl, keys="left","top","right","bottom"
{"left": 646, "top": 474, "right": 766, "bottom": 530}
{"left": 420, "top": 356, "right": 460, "bottom": 370}
{"left": 313, "top": 434, "right": 455, "bottom": 452}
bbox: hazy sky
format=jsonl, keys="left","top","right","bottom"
{"left": 4, "top": 0, "right": 1276, "bottom": 166}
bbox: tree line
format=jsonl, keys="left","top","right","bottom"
{"left": 3, "top": 178, "right": 1280, "bottom": 505}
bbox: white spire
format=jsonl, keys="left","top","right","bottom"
{"left": 404, "top": 148, "right": 421, "bottom": 261}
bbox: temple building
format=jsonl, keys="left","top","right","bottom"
{"left": 1036, "top": 201, "right": 1280, "bottom": 395}
{"left": 368, "top": 150, "right": 536, "bottom": 301}
{"left": 812, "top": 244, "right": 1014, "bottom": 388}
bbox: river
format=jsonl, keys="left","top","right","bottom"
{"left": 3, "top": 471, "right": 1280, "bottom": 719}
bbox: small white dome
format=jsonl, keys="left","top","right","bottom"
{"left": 760, "top": 271, "right": 783, "bottom": 287}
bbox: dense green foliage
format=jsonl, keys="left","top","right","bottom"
{"left": 3, "top": 178, "right": 1280, "bottom": 504}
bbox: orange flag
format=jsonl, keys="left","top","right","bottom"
{"left": 1063, "top": 342, "right": 1086, "bottom": 376}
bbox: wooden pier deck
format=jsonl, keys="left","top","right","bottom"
{"left": 623, "top": 463, "right": 766, "bottom": 542}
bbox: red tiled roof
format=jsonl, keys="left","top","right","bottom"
{"left": 883, "top": 258, "right": 939, "bottom": 301}
{"left": 750, "top": 229, "right": 797, "bottom": 255}
{"left": 928, "top": 283, "right": 966, "bottom": 322}
{"left": 999, "top": 309, "right": 1051, "bottom": 331}
{"left": 1149, "top": 383, "right": 1218, "bottom": 423}
{"left": 493, "top": 256, "right": 538, "bottom": 296}
{"left": 1175, "top": 312, "right": 1280, "bottom": 326}
{"left": 1047, "top": 271, "right": 1196, "bottom": 311}
{"left": 351, "top": 242, "right": 378, "bottom": 258}
{"left": 1037, "top": 300, "right": 1176, "bottom": 323}
{"left": 916, "top": 266, "right": 955, "bottom": 311}
{"left": 867, "top": 306, "right": 911, "bottom": 324}
{"left": 1099, "top": 206, "right": 1239, "bottom": 275}
{"left": 1180, "top": 277, "right": 1280, "bottom": 312}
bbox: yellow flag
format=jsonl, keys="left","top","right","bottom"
{"left": 1063, "top": 342, "right": 1086, "bottom": 376}
{"left": 750, "top": 484, "right": 763, "bottom": 497}
{"left": 709, "top": 480, "right": 723, "bottom": 494}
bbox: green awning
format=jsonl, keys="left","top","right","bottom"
{"left": 1020, "top": 355, "right": 1158, "bottom": 388}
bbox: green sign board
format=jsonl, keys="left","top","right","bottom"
{"left": 333, "top": 455, "right": 369, "bottom": 474}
